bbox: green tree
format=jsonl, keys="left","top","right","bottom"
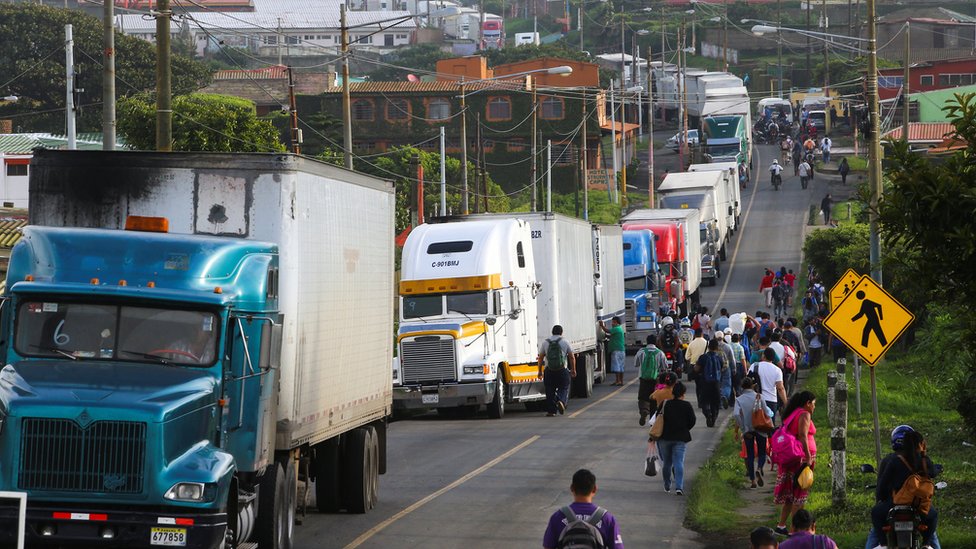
{"left": 802, "top": 223, "right": 870, "bottom": 289}
{"left": 0, "top": 4, "right": 211, "bottom": 133}
{"left": 368, "top": 44, "right": 452, "bottom": 82}
{"left": 878, "top": 92, "right": 976, "bottom": 432}
{"left": 117, "top": 93, "right": 284, "bottom": 152}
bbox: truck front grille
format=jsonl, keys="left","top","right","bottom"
{"left": 19, "top": 418, "right": 147, "bottom": 494}
{"left": 625, "top": 300, "right": 637, "bottom": 330}
{"left": 400, "top": 337, "right": 457, "bottom": 384}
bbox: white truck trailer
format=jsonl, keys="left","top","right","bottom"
{"left": 622, "top": 208, "right": 703, "bottom": 316}
{"left": 7, "top": 150, "right": 394, "bottom": 548}
{"left": 394, "top": 213, "right": 605, "bottom": 418}
{"left": 658, "top": 170, "right": 730, "bottom": 262}
{"left": 688, "top": 161, "right": 742, "bottom": 235}
{"left": 593, "top": 224, "right": 625, "bottom": 380}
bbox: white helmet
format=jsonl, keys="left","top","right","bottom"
{"left": 661, "top": 316, "right": 674, "bottom": 328}
{"left": 680, "top": 317, "right": 691, "bottom": 328}
{"left": 772, "top": 159, "right": 779, "bottom": 164}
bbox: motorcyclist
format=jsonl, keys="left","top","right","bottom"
{"left": 769, "top": 159, "right": 784, "bottom": 187}
{"left": 865, "top": 425, "right": 941, "bottom": 549}
{"left": 781, "top": 136, "right": 793, "bottom": 164}
{"left": 659, "top": 316, "right": 682, "bottom": 374}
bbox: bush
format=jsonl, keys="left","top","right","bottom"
{"left": 802, "top": 223, "right": 870, "bottom": 287}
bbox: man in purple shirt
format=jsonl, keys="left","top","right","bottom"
{"left": 778, "top": 510, "right": 837, "bottom": 549}
{"left": 542, "top": 469, "right": 624, "bottom": 549}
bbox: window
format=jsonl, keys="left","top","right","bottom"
{"left": 447, "top": 292, "right": 487, "bottom": 315}
{"left": 285, "top": 35, "right": 299, "bottom": 45}
{"left": 402, "top": 295, "right": 442, "bottom": 319}
{"left": 353, "top": 141, "right": 376, "bottom": 152}
{"left": 352, "top": 99, "right": 375, "bottom": 121}
{"left": 304, "top": 35, "right": 314, "bottom": 40}
{"left": 878, "top": 76, "right": 903, "bottom": 88}
{"left": 357, "top": 34, "right": 373, "bottom": 45}
{"left": 920, "top": 75, "right": 934, "bottom": 86}
{"left": 934, "top": 28, "right": 945, "bottom": 48}
{"left": 540, "top": 97, "right": 564, "bottom": 120}
{"left": 264, "top": 35, "right": 278, "bottom": 45}
{"left": 427, "top": 241, "right": 473, "bottom": 254}
{"left": 396, "top": 34, "right": 408, "bottom": 40}
{"left": 386, "top": 98, "right": 409, "bottom": 121}
{"left": 487, "top": 97, "right": 511, "bottom": 120}
{"left": 427, "top": 98, "right": 451, "bottom": 120}
{"left": 507, "top": 139, "right": 525, "bottom": 152}
{"left": 6, "top": 164, "right": 28, "bottom": 176}
{"left": 516, "top": 242, "right": 526, "bottom": 268}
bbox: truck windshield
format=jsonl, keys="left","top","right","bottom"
{"left": 446, "top": 292, "right": 488, "bottom": 315}
{"left": 402, "top": 295, "right": 442, "bottom": 319}
{"left": 15, "top": 301, "right": 219, "bottom": 366}
{"left": 700, "top": 228, "right": 708, "bottom": 245}
{"left": 707, "top": 144, "right": 740, "bottom": 156}
{"left": 624, "top": 277, "right": 647, "bottom": 291}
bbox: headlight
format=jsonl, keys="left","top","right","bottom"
{"left": 463, "top": 365, "right": 490, "bottom": 375}
{"left": 164, "top": 482, "right": 215, "bottom": 502}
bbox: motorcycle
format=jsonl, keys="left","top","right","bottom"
{"left": 770, "top": 172, "right": 782, "bottom": 191}
{"left": 861, "top": 463, "right": 946, "bottom": 549}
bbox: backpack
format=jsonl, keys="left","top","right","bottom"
{"left": 640, "top": 348, "right": 661, "bottom": 381}
{"left": 661, "top": 329, "right": 677, "bottom": 350}
{"left": 892, "top": 456, "right": 935, "bottom": 514}
{"left": 782, "top": 345, "right": 797, "bottom": 372}
{"left": 747, "top": 362, "right": 764, "bottom": 395}
{"left": 556, "top": 506, "right": 607, "bottom": 549}
{"left": 700, "top": 353, "right": 721, "bottom": 383}
{"left": 546, "top": 337, "right": 566, "bottom": 369}
{"left": 772, "top": 285, "right": 784, "bottom": 301}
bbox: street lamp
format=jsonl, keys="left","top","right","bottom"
{"left": 458, "top": 65, "right": 573, "bottom": 213}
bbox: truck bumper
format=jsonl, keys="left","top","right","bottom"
{"left": 0, "top": 502, "right": 225, "bottom": 549}
{"left": 393, "top": 381, "right": 497, "bottom": 409}
{"left": 626, "top": 329, "right": 656, "bottom": 349}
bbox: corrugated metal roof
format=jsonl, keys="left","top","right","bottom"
{"left": 883, "top": 122, "right": 957, "bottom": 143}
{"left": 0, "top": 133, "right": 123, "bottom": 153}
{"left": 214, "top": 65, "right": 288, "bottom": 80}
{"left": 0, "top": 135, "right": 40, "bottom": 154}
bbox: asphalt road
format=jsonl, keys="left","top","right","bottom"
{"left": 293, "top": 144, "right": 832, "bottom": 549}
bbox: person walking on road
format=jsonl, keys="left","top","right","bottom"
{"left": 774, "top": 391, "right": 819, "bottom": 537}
{"left": 538, "top": 325, "right": 576, "bottom": 417}
{"left": 798, "top": 159, "right": 812, "bottom": 189}
{"left": 601, "top": 316, "right": 626, "bottom": 386}
{"left": 695, "top": 339, "right": 724, "bottom": 427}
{"left": 838, "top": 157, "right": 850, "bottom": 185}
{"left": 750, "top": 348, "right": 789, "bottom": 423}
{"left": 734, "top": 377, "right": 773, "bottom": 489}
{"left": 655, "top": 381, "right": 697, "bottom": 495}
{"left": 542, "top": 469, "right": 624, "bottom": 549}
{"left": 635, "top": 334, "right": 669, "bottom": 426}
{"left": 821, "top": 194, "right": 833, "bottom": 226}
{"left": 820, "top": 136, "right": 832, "bottom": 164}
{"left": 760, "top": 269, "right": 776, "bottom": 308}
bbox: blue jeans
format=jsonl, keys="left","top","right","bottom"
{"left": 658, "top": 440, "right": 688, "bottom": 491}
{"left": 744, "top": 432, "right": 767, "bottom": 481}
{"left": 543, "top": 367, "right": 571, "bottom": 414}
{"left": 865, "top": 527, "right": 940, "bottom": 549}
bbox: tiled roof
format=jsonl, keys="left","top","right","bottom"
{"left": 0, "top": 218, "right": 26, "bottom": 249}
{"left": 320, "top": 80, "right": 521, "bottom": 94}
{"left": 883, "top": 123, "right": 957, "bottom": 143}
{"left": 214, "top": 65, "right": 288, "bottom": 81}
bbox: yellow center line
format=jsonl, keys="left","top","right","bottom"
{"left": 343, "top": 435, "right": 540, "bottom": 549}
{"left": 568, "top": 376, "right": 639, "bottom": 418}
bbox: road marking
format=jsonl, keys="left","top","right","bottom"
{"left": 711, "top": 144, "right": 763, "bottom": 311}
{"left": 568, "top": 376, "right": 639, "bottom": 418}
{"left": 343, "top": 435, "right": 540, "bottom": 549}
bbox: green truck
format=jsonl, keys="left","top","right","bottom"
{"left": 702, "top": 114, "right": 752, "bottom": 181}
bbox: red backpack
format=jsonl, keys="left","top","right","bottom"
{"left": 783, "top": 344, "right": 797, "bottom": 372}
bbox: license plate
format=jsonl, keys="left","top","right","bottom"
{"left": 894, "top": 521, "right": 914, "bottom": 531}
{"left": 421, "top": 393, "right": 439, "bottom": 404}
{"left": 150, "top": 527, "right": 187, "bottom": 546}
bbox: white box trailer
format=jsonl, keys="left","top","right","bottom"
{"left": 23, "top": 151, "right": 394, "bottom": 544}
{"left": 688, "top": 161, "right": 742, "bottom": 234}
{"left": 593, "top": 224, "right": 624, "bottom": 382}
{"left": 658, "top": 171, "right": 730, "bottom": 259}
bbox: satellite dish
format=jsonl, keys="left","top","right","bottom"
{"left": 407, "top": 74, "right": 420, "bottom": 82}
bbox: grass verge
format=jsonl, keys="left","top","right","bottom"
{"left": 685, "top": 354, "right": 976, "bottom": 547}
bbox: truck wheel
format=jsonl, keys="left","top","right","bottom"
{"left": 341, "top": 427, "right": 376, "bottom": 513}
{"left": 487, "top": 381, "right": 506, "bottom": 419}
{"left": 313, "top": 439, "right": 341, "bottom": 513}
{"left": 366, "top": 427, "right": 380, "bottom": 509}
{"left": 572, "top": 356, "right": 593, "bottom": 399}
{"left": 255, "top": 460, "right": 294, "bottom": 549}
{"left": 720, "top": 245, "right": 727, "bottom": 261}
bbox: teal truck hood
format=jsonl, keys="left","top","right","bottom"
{"left": 0, "top": 360, "right": 218, "bottom": 422}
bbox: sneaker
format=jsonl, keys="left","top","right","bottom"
{"left": 556, "top": 400, "right": 566, "bottom": 415}
{"left": 639, "top": 413, "right": 648, "bottom": 426}
{"left": 664, "top": 486, "right": 671, "bottom": 493}
{"left": 750, "top": 481, "right": 757, "bottom": 489}
{"left": 706, "top": 416, "right": 715, "bottom": 428}
{"left": 675, "top": 489, "right": 683, "bottom": 496}
{"left": 757, "top": 470, "right": 765, "bottom": 487}
{"left": 721, "top": 397, "right": 729, "bottom": 409}
{"left": 774, "top": 526, "right": 789, "bottom": 536}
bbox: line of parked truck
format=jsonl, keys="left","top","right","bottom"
{"left": 0, "top": 138, "right": 744, "bottom": 548}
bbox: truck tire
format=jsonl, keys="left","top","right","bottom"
{"left": 313, "top": 439, "right": 342, "bottom": 513}
{"left": 255, "top": 460, "right": 295, "bottom": 549}
{"left": 341, "top": 427, "right": 377, "bottom": 513}
{"left": 720, "top": 245, "right": 727, "bottom": 261}
{"left": 487, "top": 381, "right": 506, "bottom": 419}
{"left": 571, "top": 355, "right": 593, "bottom": 399}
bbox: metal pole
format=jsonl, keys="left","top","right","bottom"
{"left": 609, "top": 81, "right": 618, "bottom": 203}
{"left": 155, "top": 0, "right": 172, "bottom": 151}
{"left": 806, "top": 0, "right": 812, "bottom": 86}
{"left": 288, "top": 66, "right": 300, "bottom": 154}
{"left": 902, "top": 21, "right": 910, "bottom": 142}
{"left": 823, "top": 0, "right": 829, "bottom": 100}
{"left": 680, "top": 19, "right": 689, "bottom": 171}
{"left": 621, "top": 89, "right": 628, "bottom": 209}
{"left": 102, "top": 0, "right": 115, "bottom": 150}
{"left": 341, "top": 5, "right": 353, "bottom": 169}
{"left": 866, "top": 0, "right": 882, "bottom": 286}
{"left": 277, "top": 18, "right": 283, "bottom": 66}
{"left": 579, "top": 5, "right": 583, "bottom": 51}
{"left": 778, "top": 0, "right": 783, "bottom": 97}
{"left": 461, "top": 80, "right": 469, "bottom": 213}
{"left": 531, "top": 77, "right": 538, "bottom": 211}
{"left": 546, "top": 139, "right": 552, "bottom": 212}
{"left": 723, "top": 0, "right": 729, "bottom": 71}
{"left": 870, "top": 364, "right": 882, "bottom": 466}
{"left": 440, "top": 126, "right": 447, "bottom": 215}
{"left": 582, "top": 89, "right": 589, "bottom": 220}
{"left": 65, "top": 24, "right": 76, "bottom": 150}
{"left": 648, "top": 46, "right": 655, "bottom": 208}
{"left": 855, "top": 355, "right": 861, "bottom": 414}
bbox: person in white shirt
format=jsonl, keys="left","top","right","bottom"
{"left": 750, "top": 348, "right": 788, "bottom": 422}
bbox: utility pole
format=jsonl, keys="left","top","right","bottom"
{"left": 546, "top": 139, "right": 552, "bottom": 212}
{"left": 677, "top": 18, "right": 685, "bottom": 171}
{"left": 777, "top": 0, "right": 784, "bottom": 97}
{"left": 287, "top": 66, "right": 300, "bottom": 154}
{"left": 723, "top": 0, "right": 729, "bottom": 71}
{"left": 155, "top": 0, "right": 172, "bottom": 151}
{"left": 460, "top": 80, "right": 469, "bottom": 213}
{"left": 581, "top": 89, "right": 588, "bottom": 220}
{"left": 621, "top": 88, "right": 628, "bottom": 209}
{"left": 661, "top": 9, "right": 666, "bottom": 125}
{"left": 823, "top": 0, "right": 829, "bottom": 97}
{"left": 866, "top": 0, "right": 882, "bottom": 289}
{"left": 440, "top": 126, "right": 447, "bottom": 215}
{"left": 648, "top": 46, "right": 655, "bottom": 208}
{"left": 579, "top": 5, "right": 583, "bottom": 51}
{"left": 102, "top": 0, "right": 115, "bottom": 150}
{"left": 65, "top": 24, "right": 76, "bottom": 150}
{"left": 479, "top": 0, "right": 485, "bottom": 50}
{"left": 277, "top": 18, "right": 283, "bottom": 66}
{"left": 531, "top": 76, "right": 538, "bottom": 211}
{"left": 902, "top": 21, "right": 910, "bottom": 142}
{"left": 341, "top": 5, "right": 353, "bottom": 169}
{"left": 806, "top": 0, "right": 812, "bottom": 87}
{"left": 609, "top": 80, "right": 618, "bottom": 203}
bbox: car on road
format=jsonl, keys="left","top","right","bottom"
{"left": 667, "top": 129, "right": 700, "bottom": 151}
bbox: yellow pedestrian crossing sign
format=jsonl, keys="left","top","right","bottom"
{"left": 829, "top": 269, "right": 863, "bottom": 311}
{"left": 823, "top": 275, "right": 915, "bottom": 366}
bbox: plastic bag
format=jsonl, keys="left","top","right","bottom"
{"left": 796, "top": 465, "right": 814, "bottom": 490}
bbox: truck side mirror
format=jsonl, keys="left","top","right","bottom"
{"left": 728, "top": 206, "right": 733, "bottom": 216}
{"left": 492, "top": 291, "right": 503, "bottom": 315}
{"left": 259, "top": 321, "right": 283, "bottom": 371}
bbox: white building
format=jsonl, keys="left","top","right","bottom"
{"left": 594, "top": 53, "right": 648, "bottom": 90}
{"left": 0, "top": 133, "right": 115, "bottom": 209}
{"left": 116, "top": 0, "right": 417, "bottom": 57}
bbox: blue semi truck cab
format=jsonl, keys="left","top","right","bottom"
{"left": 621, "top": 229, "right": 662, "bottom": 349}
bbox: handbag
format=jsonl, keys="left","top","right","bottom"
{"left": 644, "top": 456, "right": 658, "bottom": 477}
{"left": 770, "top": 410, "right": 806, "bottom": 468}
{"left": 751, "top": 394, "right": 774, "bottom": 434}
{"left": 648, "top": 401, "right": 666, "bottom": 441}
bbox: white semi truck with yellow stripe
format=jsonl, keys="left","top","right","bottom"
{"left": 393, "top": 213, "right": 622, "bottom": 418}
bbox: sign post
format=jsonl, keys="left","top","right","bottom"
{"left": 823, "top": 274, "right": 915, "bottom": 467}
